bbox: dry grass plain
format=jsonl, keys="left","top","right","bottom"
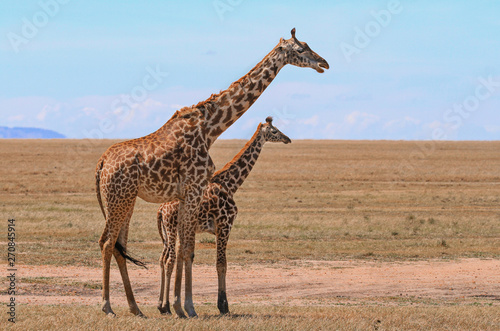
{"left": 1, "top": 139, "right": 499, "bottom": 330}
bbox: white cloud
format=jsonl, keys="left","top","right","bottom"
{"left": 8, "top": 114, "right": 25, "bottom": 121}
{"left": 37, "top": 104, "right": 62, "bottom": 122}
{"left": 37, "top": 108, "right": 48, "bottom": 121}
{"left": 81, "top": 107, "right": 98, "bottom": 116}
{"left": 484, "top": 125, "right": 500, "bottom": 133}
{"left": 345, "top": 111, "right": 380, "bottom": 130}
{"left": 300, "top": 115, "right": 319, "bottom": 126}
{"left": 421, "top": 120, "right": 458, "bottom": 140}
{"left": 383, "top": 116, "right": 421, "bottom": 131}
{"left": 322, "top": 111, "right": 380, "bottom": 139}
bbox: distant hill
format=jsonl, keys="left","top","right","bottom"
{"left": 0, "top": 126, "right": 66, "bottom": 138}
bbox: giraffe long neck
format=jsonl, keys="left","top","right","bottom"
{"left": 199, "top": 46, "right": 285, "bottom": 147}
{"left": 211, "top": 124, "right": 265, "bottom": 196}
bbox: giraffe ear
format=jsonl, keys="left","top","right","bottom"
{"left": 266, "top": 116, "right": 273, "bottom": 124}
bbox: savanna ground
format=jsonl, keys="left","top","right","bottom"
{"left": 1, "top": 139, "right": 499, "bottom": 330}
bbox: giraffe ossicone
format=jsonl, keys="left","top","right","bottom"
{"left": 96, "top": 28, "right": 328, "bottom": 318}
{"left": 157, "top": 118, "right": 291, "bottom": 315}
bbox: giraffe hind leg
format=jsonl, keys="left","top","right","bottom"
{"left": 99, "top": 194, "right": 144, "bottom": 317}
{"left": 160, "top": 224, "right": 177, "bottom": 315}
{"left": 99, "top": 228, "right": 116, "bottom": 317}
{"left": 158, "top": 245, "right": 173, "bottom": 315}
{"left": 113, "top": 203, "right": 146, "bottom": 317}
{"left": 113, "top": 247, "right": 146, "bottom": 317}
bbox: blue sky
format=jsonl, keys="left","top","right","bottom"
{"left": 1, "top": 0, "right": 499, "bottom": 140}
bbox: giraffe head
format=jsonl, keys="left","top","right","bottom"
{"left": 275, "top": 28, "right": 330, "bottom": 73}
{"left": 261, "top": 117, "right": 291, "bottom": 144}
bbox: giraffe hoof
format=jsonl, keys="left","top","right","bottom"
{"left": 173, "top": 303, "right": 187, "bottom": 318}
{"left": 158, "top": 305, "right": 172, "bottom": 315}
{"left": 219, "top": 309, "right": 230, "bottom": 316}
{"left": 185, "top": 305, "right": 198, "bottom": 318}
{"left": 175, "top": 312, "right": 188, "bottom": 319}
{"left": 218, "top": 291, "right": 229, "bottom": 315}
{"left": 131, "top": 309, "right": 147, "bottom": 318}
{"left": 102, "top": 301, "right": 116, "bottom": 317}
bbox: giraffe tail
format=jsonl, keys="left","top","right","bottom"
{"left": 157, "top": 206, "right": 166, "bottom": 244}
{"left": 95, "top": 159, "right": 106, "bottom": 220}
{"left": 114, "top": 241, "right": 148, "bottom": 269}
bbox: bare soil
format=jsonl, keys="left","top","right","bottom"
{"left": 7, "top": 258, "right": 499, "bottom": 307}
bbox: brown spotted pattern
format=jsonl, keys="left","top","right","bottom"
{"left": 95, "top": 28, "right": 328, "bottom": 319}
{"left": 156, "top": 118, "right": 290, "bottom": 315}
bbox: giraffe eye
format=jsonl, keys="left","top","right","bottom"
{"left": 271, "top": 129, "right": 277, "bottom": 134}
{"left": 297, "top": 48, "right": 305, "bottom": 54}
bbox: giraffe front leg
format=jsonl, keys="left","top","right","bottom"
{"left": 180, "top": 189, "right": 204, "bottom": 318}
{"left": 173, "top": 222, "right": 187, "bottom": 318}
{"left": 216, "top": 230, "right": 230, "bottom": 315}
{"left": 183, "top": 238, "right": 197, "bottom": 318}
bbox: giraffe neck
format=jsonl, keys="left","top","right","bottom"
{"left": 198, "top": 46, "right": 285, "bottom": 147}
{"left": 211, "top": 124, "right": 266, "bottom": 196}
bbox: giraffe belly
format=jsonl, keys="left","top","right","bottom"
{"left": 137, "top": 181, "right": 180, "bottom": 203}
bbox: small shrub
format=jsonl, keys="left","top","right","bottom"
{"left": 406, "top": 214, "right": 415, "bottom": 221}
{"left": 439, "top": 239, "right": 448, "bottom": 248}
{"left": 199, "top": 237, "right": 215, "bottom": 244}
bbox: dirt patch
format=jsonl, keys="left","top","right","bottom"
{"left": 3, "top": 258, "right": 499, "bottom": 307}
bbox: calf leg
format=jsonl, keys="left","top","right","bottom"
{"left": 216, "top": 229, "right": 230, "bottom": 315}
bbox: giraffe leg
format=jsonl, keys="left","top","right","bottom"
{"left": 158, "top": 247, "right": 166, "bottom": 312}
{"left": 158, "top": 245, "right": 171, "bottom": 314}
{"left": 113, "top": 249, "right": 145, "bottom": 317}
{"left": 182, "top": 192, "right": 204, "bottom": 318}
{"left": 216, "top": 217, "right": 233, "bottom": 315}
{"left": 173, "top": 189, "right": 203, "bottom": 318}
{"left": 113, "top": 205, "right": 146, "bottom": 318}
{"left": 183, "top": 239, "right": 197, "bottom": 318}
{"left": 216, "top": 238, "right": 229, "bottom": 315}
{"left": 99, "top": 192, "right": 138, "bottom": 317}
{"left": 162, "top": 223, "right": 177, "bottom": 315}
{"left": 158, "top": 223, "right": 176, "bottom": 315}
{"left": 99, "top": 223, "right": 116, "bottom": 317}
{"left": 173, "top": 226, "right": 187, "bottom": 318}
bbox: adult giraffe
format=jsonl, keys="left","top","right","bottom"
{"left": 95, "top": 28, "right": 329, "bottom": 318}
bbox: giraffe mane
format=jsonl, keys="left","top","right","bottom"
{"left": 172, "top": 42, "right": 282, "bottom": 120}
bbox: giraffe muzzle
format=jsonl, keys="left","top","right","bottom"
{"left": 316, "top": 60, "right": 330, "bottom": 73}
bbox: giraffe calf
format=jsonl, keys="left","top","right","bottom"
{"left": 157, "top": 117, "right": 291, "bottom": 315}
